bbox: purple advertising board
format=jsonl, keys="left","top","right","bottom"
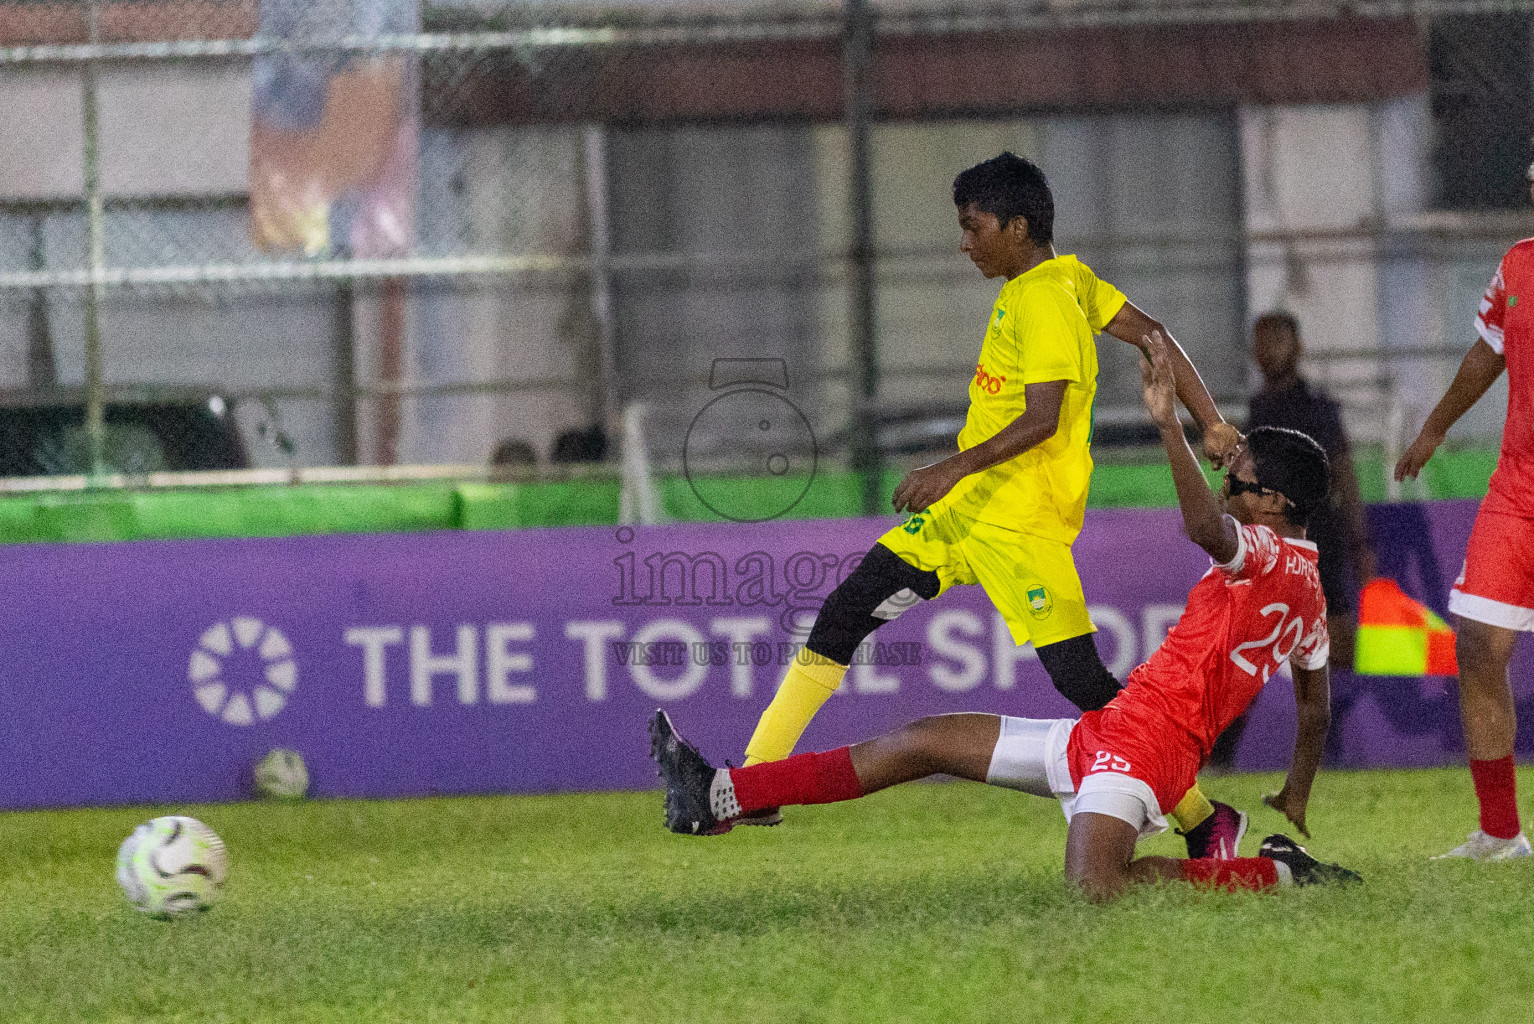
{"left": 1, "top": 501, "right": 1529, "bottom": 809}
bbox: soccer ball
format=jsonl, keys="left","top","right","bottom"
{"left": 115, "top": 816, "right": 228, "bottom": 917}
{"left": 254, "top": 748, "right": 310, "bottom": 800}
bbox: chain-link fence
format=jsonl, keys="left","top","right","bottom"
{"left": 1, "top": 0, "right": 1531, "bottom": 501}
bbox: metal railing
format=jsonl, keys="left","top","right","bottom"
{"left": 0, "top": 0, "right": 1529, "bottom": 500}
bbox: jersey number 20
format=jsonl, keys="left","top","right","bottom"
{"left": 1230, "top": 602, "right": 1307, "bottom": 681}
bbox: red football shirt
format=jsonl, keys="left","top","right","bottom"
{"left": 1478, "top": 239, "right": 1534, "bottom": 517}
{"left": 1066, "top": 521, "right": 1330, "bottom": 813}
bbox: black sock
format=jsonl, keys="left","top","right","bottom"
{"left": 1035, "top": 633, "right": 1122, "bottom": 713}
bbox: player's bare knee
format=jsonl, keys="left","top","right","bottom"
{"left": 892, "top": 716, "right": 954, "bottom": 773}
{"left": 1064, "top": 861, "right": 1129, "bottom": 904}
{"left": 805, "top": 545, "right": 939, "bottom": 665}
{"left": 1456, "top": 626, "right": 1514, "bottom": 686}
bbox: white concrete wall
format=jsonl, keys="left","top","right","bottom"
{"left": 1240, "top": 94, "right": 1508, "bottom": 450}
{"left": 0, "top": 65, "right": 588, "bottom": 469}
{"left": 372, "top": 126, "right": 592, "bottom": 467}
{"left": 0, "top": 69, "right": 85, "bottom": 200}
{"left": 0, "top": 64, "right": 249, "bottom": 200}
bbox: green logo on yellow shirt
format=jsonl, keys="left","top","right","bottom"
{"left": 1026, "top": 585, "right": 1053, "bottom": 619}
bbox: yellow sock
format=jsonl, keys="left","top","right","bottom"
{"left": 1171, "top": 785, "right": 1216, "bottom": 833}
{"left": 743, "top": 650, "right": 849, "bottom": 765}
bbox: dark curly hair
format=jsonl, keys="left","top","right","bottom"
{"left": 952, "top": 152, "right": 1054, "bottom": 245}
{"left": 1248, "top": 425, "right": 1330, "bottom": 526}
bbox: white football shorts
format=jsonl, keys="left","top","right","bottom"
{"left": 984, "top": 715, "right": 1168, "bottom": 840}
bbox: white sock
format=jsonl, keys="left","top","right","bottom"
{"left": 1271, "top": 860, "right": 1294, "bottom": 886}
{"left": 709, "top": 768, "right": 740, "bottom": 821}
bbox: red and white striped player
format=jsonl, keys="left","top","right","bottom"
{"left": 1396, "top": 164, "right": 1534, "bottom": 860}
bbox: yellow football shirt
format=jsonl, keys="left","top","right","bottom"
{"left": 945, "top": 255, "right": 1126, "bottom": 542}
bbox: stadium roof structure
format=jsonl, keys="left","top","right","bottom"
{"left": 1, "top": 0, "right": 1516, "bottom": 123}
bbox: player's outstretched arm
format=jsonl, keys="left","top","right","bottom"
{"left": 1395, "top": 338, "right": 1505, "bottom": 481}
{"left": 1105, "top": 302, "right": 1239, "bottom": 467}
{"left": 1263, "top": 662, "right": 1331, "bottom": 838}
{"left": 1140, "top": 333, "right": 1238, "bottom": 564}
{"left": 891, "top": 379, "right": 1066, "bottom": 513}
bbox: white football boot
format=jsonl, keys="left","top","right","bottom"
{"left": 1432, "top": 830, "right": 1534, "bottom": 861}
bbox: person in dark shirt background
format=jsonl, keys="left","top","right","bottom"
{"left": 1210, "top": 310, "right": 1376, "bottom": 767}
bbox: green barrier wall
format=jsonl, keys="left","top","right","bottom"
{"left": 0, "top": 446, "right": 1499, "bottom": 545}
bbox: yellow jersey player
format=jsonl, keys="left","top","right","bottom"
{"left": 743, "top": 152, "right": 1247, "bottom": 858}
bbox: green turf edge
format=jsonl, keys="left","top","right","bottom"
{"left": 0, "top": 445, "right": 1495, "bottom": 544}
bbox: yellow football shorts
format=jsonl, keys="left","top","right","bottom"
{"left": 876, "top": 500, "right": 1094, "bottom": 648}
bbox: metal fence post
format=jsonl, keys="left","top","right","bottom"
{"left": 584, "top": 124, "right": 621, "bottom": 440}
{"left": 332, "top": 281, "right": 358, "bottom": 465}
{"left": 26, "top": 215, "right": 56, "bottom": 389}
{"left": 80, "top": 0, "right": 107, "bottom": 479}
{"left": 844, "top": 0, "right": 882, "bottom": 516}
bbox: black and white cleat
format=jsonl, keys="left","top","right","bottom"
{"left": 1259, "top": 834, "right": 1362, "bottom": 886}
{"left": 648, "top": 710, "right": 726, "bottom": 836}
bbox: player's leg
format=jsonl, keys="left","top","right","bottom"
{"left": 846, "top": 712, "right": 1000, "bottom": 790}
{"left": 655, "top": 711, "right": 1058, "bottom": 835}
{"left": 1062, "top": 789, "right": 1353, "bottom": 902}
{"left": 1065, "top": 814, "right": 1352, "bottom": 902}
{"left": 1438, "top": 507, "right": 1534, "bottom": 859}
{"left": 1063, "top": 812, "right": 1144, "bottom": 901}
{"left": 1317, "top": 525, "right": 1360, "bottom": 766}
{"left": 742, "top": 525, "right": 954, "bottom": 767}
{"left": 1033, "top": 633, "right": 1121, "bottom": 714}
{"left": 958, "top": 521, "right": 1118, "bottom": 712}
{"left": 1438, "top": 617, "right": 1527, "bottom": 857}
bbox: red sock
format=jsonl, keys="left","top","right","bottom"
{"left": 729, "top": 747, "right": 864, "bottom": 814}
{"left": 1181, "top": 857, "right": 1280, "bottom": 892}
{"left": 1471, "top": 756, "right": 1521, "bottom": 840}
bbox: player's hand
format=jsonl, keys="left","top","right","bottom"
{"left": 1262, "top": 786, "right": 1310, "bottom": 839}
{"left": 1394, "top": 429, "right": 1443, "bottom": 482}
{"left": 1202, "top": 422, "right": 1243, "bottom": 469}
{"left": 892, "top": 460, "right": 965, "bottom": 514}
{"left": 1138, "top": 332, "right": 1178, "bottom": 428}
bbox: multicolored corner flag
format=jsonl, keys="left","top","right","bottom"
{"left": 1355, "top": 578, "right": 1458, "bottom": 677}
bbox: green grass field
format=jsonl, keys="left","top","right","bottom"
{"left": 4, "top": 767, "right": 1533, "bottom": 1023}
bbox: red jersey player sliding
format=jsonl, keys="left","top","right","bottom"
{"left": 650, "top": 334, "right": 1361, "bottom": 900}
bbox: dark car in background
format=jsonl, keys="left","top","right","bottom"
{"left": 823, "top": 401, "right": 1170, "bottom": 459}
{"left": 0, "top": 389, "right": 248, "bottom": 477}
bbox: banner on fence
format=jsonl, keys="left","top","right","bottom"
{"left": 250, "top": 0, "right": 419, "bottom": 258}
{"left": 1, "top": 501, "right": 1526, "bottom": 809}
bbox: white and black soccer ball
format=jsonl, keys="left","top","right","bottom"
{"left": 115, "top": 816, "right": 228, "bottom": 918}
{"left": 254, "top": 748, "right": 310, "bottom": 800}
